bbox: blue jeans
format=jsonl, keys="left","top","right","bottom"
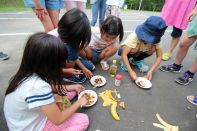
{"left": 91, "top": 0, "right": 106, "bottom": 26}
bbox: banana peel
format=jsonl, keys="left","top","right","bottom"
{"left": 99, "top": 90, "right": 125, "bottom": 121}
{"left": 153, "top": 113, "right": 179, "bottom": 131}
{"left": 111, "top": 102, "right": 120, "bottom": 121}
{"left": 119, "top": 101, "right": 125, "bottom": 110}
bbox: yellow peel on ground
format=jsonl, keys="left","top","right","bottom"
{"left": 119, "top": 101, "right": 125, "bottom": 109}
{"left": 111, "top": 102, "right": 120, "bottom": 121}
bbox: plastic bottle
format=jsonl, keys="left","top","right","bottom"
{"left": 109, "top": 59, "right": 117, "bottom": 77}
{"left": 115, "top": 74, "right": 122, "bottom": 87}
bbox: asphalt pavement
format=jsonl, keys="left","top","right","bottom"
{"left": 0, "top": 9, "right": 196, "bottom": 131}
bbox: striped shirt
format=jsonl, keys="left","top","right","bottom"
{"left": 4, "top": 74, "right": 55, "bottom": 131}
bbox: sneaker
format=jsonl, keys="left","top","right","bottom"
{"left": 63, "top": 74, "right": 86, "bottom": 84}
{"left": 120, "top": 61, "right": 128, "bottom": 72}
{"left": 131, "top": 60, "right": 149, "bottom": 73}
{"left": 175, "top": 72, "right": 194, "bottom": 85}
{"left": 80, "top": 58, "right": 95, "bottom": 71}
{"left": 0, "top": 52, "right": 9, "bottom": 60}
{"left": 162, "top": 53, "right": 171, "bottom": 61}
{"left": 160, "top": 64, "right": 181, "bottom": 73}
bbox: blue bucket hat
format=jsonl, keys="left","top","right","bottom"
{"left": 135, "top": 16, "right": 167, "bottom": 44}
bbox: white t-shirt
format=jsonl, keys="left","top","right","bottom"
{"left": 48, "top": 28, "right": 59, "bottom": 37}
{"left": 106, "top": 0, "right": 124, "bottom": 7}
{"left": 89, "top": 26, "right": 117, "bottom": 50}
{"left": 4, "top": 74, "right": 55, "bottom": 131}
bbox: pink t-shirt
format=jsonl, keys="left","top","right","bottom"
{"left": 89, "top": 27, "right": 118, "bottom": 50}
{"left": 161, "top": 0, "right": 197, "bottom": 29}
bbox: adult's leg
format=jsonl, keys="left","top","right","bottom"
{"left": 77, "top": 1, "right": 86, "bottom": 12}
{"left": 47, "top": 10, "right": 60, "bottom": 29}
{"left": 43, "top": 113, "right": 89, "bottom": 131}
{"left": 91, "top": 2, "right": 99, "bottom": 26}
{"left": 99, "top": 0, "right": 106, "bottom": 25}
{"left": 99, "top": 44, "right": 117, "bottom": 61}
{"left": 175, "top": 33, "right": 197, "bottom": 65}
{"left": 166, "top": 26, "right": 183, "bottom": 55}
{"left": 64, "top": 1, "right": 77, "bottom": 11}
{"left": 189, "top": 58, "right": 197, "bottom": 73}
{"left": 106, "top": 5, "right": 111, "bottom": 17}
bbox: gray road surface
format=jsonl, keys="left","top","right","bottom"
{"left": 0, "top": 10, "right": 196, "bottom": 131}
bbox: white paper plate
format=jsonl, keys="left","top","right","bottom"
{"left": 78, "top": 90, "right": 98, "bottom": 107}
{"left": 135, "top": 77, "right": 152, "bottom": 89}
{"left": 90, "top": 75, "right": 106, "bottom": 87}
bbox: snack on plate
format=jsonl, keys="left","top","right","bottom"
{"left": 83, "top": 93, "right": 96, "bottom": 105}
{"left": 95, "top": 78, "right": 103, "bottom": 84}
{"left": 137, "top": 81, "right": 145, "bottom": 87}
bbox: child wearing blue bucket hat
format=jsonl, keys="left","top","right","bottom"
{"left": 118, "top": 16, "right": 167, "bottom": 81}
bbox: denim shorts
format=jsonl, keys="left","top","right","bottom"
{"left": 91, "top": 48, "right": 102, "bottom": 63}
{"left": 24, "top": 0, "right": 63, "bottom": 10}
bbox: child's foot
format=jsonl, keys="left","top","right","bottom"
{"left": 131, "top": 60, "right": 149, "bottom": 73}
{"left": 175, "top": 71, "right": 194, "bottom": 85}
{"left": 162, "top": 53, "right": 171, "bottom": 61}
{"left": 100, "top": 60, "right": 109, "bottom": 70}
{"left": 160, "top": 64, "right": 182, "bottom": 73}
{"left": 120, "top": 61, "right": 128, "bottom": 72}
{"left": 63, "top": 74, "right": 86, "bottom": 84}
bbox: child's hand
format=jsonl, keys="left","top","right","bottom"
{"left": 129, "top": 71, "right": 137, "bottom": 81}
{"left": 144, "top": 71, "right": 153, "bottom": 80}
{"left": 65, "top": 85, "right": 84, "bottom": 94}
{"left": 79, "top": 96, "right": 88, "bottom": 107}
{"left": 82, "top": 68, "right": 93, "bottom": 79}
{"left": 63, "top": 68, "right": 82, "bottom": 75}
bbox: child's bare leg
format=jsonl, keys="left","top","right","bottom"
{"left": 175, "top": 33, "right": 197, "bottom": 65}
{"left": 99, "top": 44, "right": 117, "bottom": 61}
{"left": 80, "top": 47, "right": 92, "bottom": 59}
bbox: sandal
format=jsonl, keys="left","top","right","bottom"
{"left": 187, "top": 95, "right": 197, "bottom": 106}
{"left": 162, "top": 53, "right": 171, "bottom": 61}
{"left": 100, "top": 60, "right": 109, "bottom": 70}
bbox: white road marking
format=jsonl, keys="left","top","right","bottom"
{"left": 0, "top": 30, "right": 173, "bottom": 36}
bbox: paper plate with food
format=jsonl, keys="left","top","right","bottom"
{"left": 90, "top": 75, "right": 106, "bottom": 88}
{"left": 135, "top": 77, "right": 152, "bottom": 89}
{"left": 78, "top": 90, "right": 98, "bottom": 107}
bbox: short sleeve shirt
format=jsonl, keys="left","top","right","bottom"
{"left": 121, "top": 32, "right": 161, "bottom": 52}
{"left": 4, "top": 74, "right": 55, "bottom": 131}
{"left": 48, "top": 28, "right": 79, "bottom": 62}
{"left": 89, "top": 26, "right": 118, "bottom": 50}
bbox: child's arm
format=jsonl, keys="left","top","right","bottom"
{"left": 62, "top": 68, "right": 82, "bottom": 75}
{"left": 76, "top": 59, "right": 93, "bottom": 79}
{"left": 41, "top": 96, "right": 88, "bottom": 125}
{"left": 145, "top": 48, "right": 162, "bottom": 80}
{"left": 121, "top": 46, "right": 137, "bottom": 81}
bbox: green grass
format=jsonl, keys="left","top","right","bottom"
{"left": 0, "top": 7, "right": 30, "bottom": 11}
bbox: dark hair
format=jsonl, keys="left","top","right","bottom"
{"left": 58, "top": 8, "right": 91, "bottom": 49}
{"left": 5, "top": 32, "right": 67, "bottom": 95}
{"left": 100, "top": 16, "right": 124, "bottom": 42}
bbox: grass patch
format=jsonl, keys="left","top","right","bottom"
{"left": 0, "top": 7, "right": 31, "bottom": 11}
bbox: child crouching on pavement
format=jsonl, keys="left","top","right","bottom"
{"left": 118, "top": 16, "right": 167, "bottom": 81}
{"left": 80, "top": 16, "right": 124, "bottom": 70}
